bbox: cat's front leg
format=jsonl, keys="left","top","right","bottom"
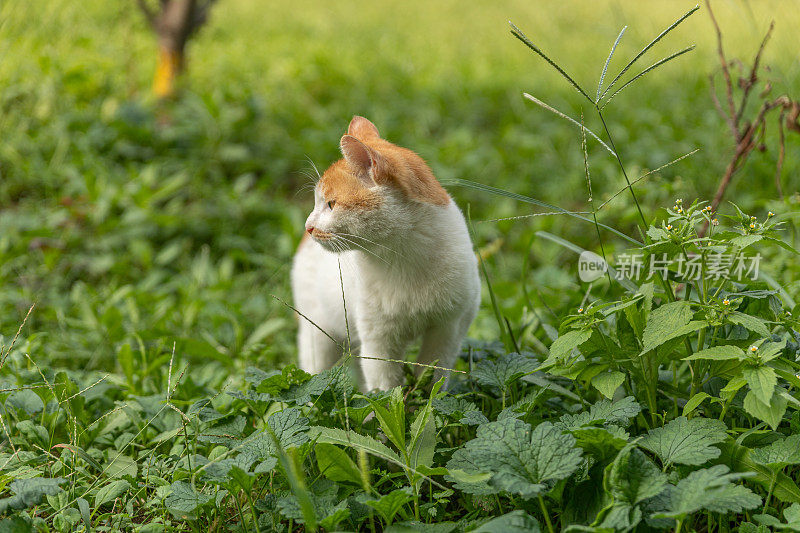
{"left": 417, "top": 319, "right": 470, "bottom": 387}
{"left": 358, "top": 330, "right": 408, "bottom": 391}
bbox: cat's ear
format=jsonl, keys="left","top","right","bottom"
{"left": 340, "top": 135, "right": 381, "bottom": 185}
{"left": 347, "top": 116, "right": 380, "bottom": 140}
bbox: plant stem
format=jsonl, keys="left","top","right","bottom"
{"left": 538, "top": 495, "right": 555, "bottom": 533}
{"left": 764, "top": 469, "right": 779, "bottom": 512}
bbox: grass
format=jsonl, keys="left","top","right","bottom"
{"left": 0, "top": 0, "right": 799, "bottom": 530}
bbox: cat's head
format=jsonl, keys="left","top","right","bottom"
{"left": 304, "top": 116, "right": 449, "bottom": 253}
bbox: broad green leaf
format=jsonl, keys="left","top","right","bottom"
{"left": 728, "top": 311, "right": 771, "bottom": 337}
{"left": 275, "top": 365, "right": 355, "bottom": 405}
{"left": 94, "top": 479, "right": 131, "bottom": 508}
{"left": 549, "top": 329, "right": 592, "bottom": 362}
{"left": 0, "top": 478, "right": 66, "bottom": 514}
{"left": 315, "top": 443, "right": 362, "bottom": 485}
{"left": 558, "top": 396, "right": 641, "bottom": 431}
{"left": 718, "top": 440, "right": 800, "bottom": 504}
{"left": 744, "top": 365, "right": 778, "bottom": 406}
{"left": 744, "top": 390, "right": 788, "bottom": 430}
{"left": 721, "top": 376, "right": 748, "bottom": 396}
{"left": 641, "top": 301, "right": 692, "bottom": 352}
{"left": 472, "top": 352, "right": 538, "bottom": 389}
{"left": 606, "top": 445, "right": 667, "bottom": 506}
{"left": 105, "top": 451, "right": 137, "bottom": 478}
{"left": 682, "top": 392, "right": 712, "bottom": 417}
{"left": 655, "top": 465, "right": 761, "bottom": 519}
{"left": 739, "top": 523, "right": 771, "bottom": 533}
{"left": 730, "top": 234, "right": 763, "bottom": 249}
{"left": 237, "top": 408, "right": 309, "bottom": 469}
{"left": 639, "top": 416, "right": 727, "bottom": 466}
{"left": 277, "top": 480, "right": 348, "bottom": 528}
{"left": 684, "top": 345, "right": 745, "bottom": 361}
{"left": 572, "top": 427, "right": 629, "bottom": 463}
{"left": 364, "top": 487, "right": 412, "bottom": 525}
{"left": 408, "top": 379, "right": 443, "bottom": 469}
{"left": 751, "top": 435, "right": 800, "bottom": 468}
{"left": 446, "top": 419, "right": 582, "bottom": 499}
{"left": 118, "top": 343, "right": 135, "bottom": 385}
{"left": 164, "top": 481, "right": 213, "bottom": 520}
{"left": 310, "top": 426, "right": 401, "bottom": 465}
{"left": 6, "top": 390, "right": 44, "bottom": 417}
{"left": 473, "top": 510, "right": 541, "bottom": 532}
{"left": 591, "top": 371, "right": 625, "bottom": 399}
{"left": 365, "top": 387, "right": 406, "bottom": 453}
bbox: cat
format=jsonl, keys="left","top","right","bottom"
{"left": 291, "top": 116, "right": 480, "bottom": 391}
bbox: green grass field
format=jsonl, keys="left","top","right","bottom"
{"left": 1, "top": 1, "right": 799, "bottom": 530}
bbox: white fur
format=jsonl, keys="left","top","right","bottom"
{"left": 291, "top": 186, "right": 480, "bottom": 391}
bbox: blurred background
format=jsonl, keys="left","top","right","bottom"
{"left": 0, "top": 0, "right": 797, "bottom": 389}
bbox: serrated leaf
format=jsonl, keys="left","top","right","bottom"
{"left": 751, "top": 435, "right": 800, "bottom": 468}
{"left": 730, "top": 234, "right": 763, "bottom": 249}
{"left": 0, "top": 478, "right": 66, "bottom": 513}
{"left": 164, "top": 481, "right": 213, "bottom": 520}
{"left": 549, "top": 329, "right": 592, "bottom": 362}
{"left": 315, "top": 443, "right": 362, "bottom": 485}
{"left": 639, "top": 416, "right": 727, "bottom": 467}
{"left": 365, "top": 487, "right": 412, "bottom": 525}
{"left": 656, "top": 465, "right": 761, "bottom": 518}
{"left": 718, "top": 440, "right": 800, "bottom": 505}
{"left": 446, "top": 419, "right": 582, "bottom": 499}
{"left": 365, "top": 387, "right": 406, "bottom": 453}
{"left": 472, "top": 352, "right": 538, "bottom": 390}
{"left": 744, "top": 390, "right": 788, "bottom": 430}
{"left": 275, "top": 365, "right": 355, "bottom": 405}
{"left": 6, "top": 390, "right": 44, "bottom": 417}
{"left": 641, "top": 301, "right": 693, "bottom": 352}
{"left": 473, "top": 510, "right": 541, "bottom": 532}
{"left": 310, "top": 426, "right": 401, "bottom": 465}
{"left": 591, "top": 371, "right": 625, "bottom": 399}
{"left": 728, "top": 311, "right": 770, "bottom": 337}
{"left": 558, "top": 396, "right": 641, "bottom": 431}
{"left": 94, "top": 479, "right": 131, "bottom": 508}
{"left": 684, "top": 345, "right": 745, "bottom": 361}
{"left": 743, "top": 365, "right": 777, "bottom": 406}
{"left": 572, "top": 427, "right": 629, "bottom": 463}
{"left": 682, "top": 392, "right": 711, "bottom": 417}
{"left": 606, "top": 445, "right": 667, "bottom": 506}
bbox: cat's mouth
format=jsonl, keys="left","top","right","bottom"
{"left": 310, "top": 229, "right": 334, "bottom": 241}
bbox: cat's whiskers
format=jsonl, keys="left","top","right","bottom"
{"left": 335, "top": 232, "right": 405, "bottom": 260}
{"left": 333, "top": 235, "right": 391, "bottom": 265}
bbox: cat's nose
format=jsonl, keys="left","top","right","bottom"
{"left": 306, "top": 226, "right": 314, "bottom": 235}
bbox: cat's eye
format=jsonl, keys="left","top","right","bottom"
{"left": 327, "top": 200, "right": 335, "bottom": 210}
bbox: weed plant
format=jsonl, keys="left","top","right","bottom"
{"left": 1, "top": 4, "right": 800, "bottom": 533}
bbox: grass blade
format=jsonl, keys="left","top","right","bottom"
{"left": 580, "top": 112, "right": 613, "bottom": 287}
{"left": 450, "top": 178, "right": 642, "bottom": 246}
{"left": 523, "top": 93, "right": 616, "bottom": 156}
{"left": 596, "top": 149, "right": 700, "bottom": 212}
{"left": 597, "top": 26, "right": 627, "bottom": 103}
{"left": 601, "top": 45, "right": 696, "bottom": 108}
{"left": 601, "top": 5, "right": 699, "bottom": 99}
{"left": 467, "top": 206, "right": 514, "bottom": 352}
{"left": 510, "top": 21, "right": 592, "bottom": 103}
{"left": 536, "top": 230, "right": 639, "bottom": 293}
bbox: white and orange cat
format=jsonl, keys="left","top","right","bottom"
{"left": 291, "top": 116, "right": 480, "bottom": 391}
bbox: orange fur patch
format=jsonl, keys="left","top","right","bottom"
{"left": 319, "top": 160, "right": 383, "bottom": 210}
{"left": 321, "top": 117, "right": 450, "bottom": 207}
{"left": 365, "top": 139, "right": 450, "bottom": 206}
